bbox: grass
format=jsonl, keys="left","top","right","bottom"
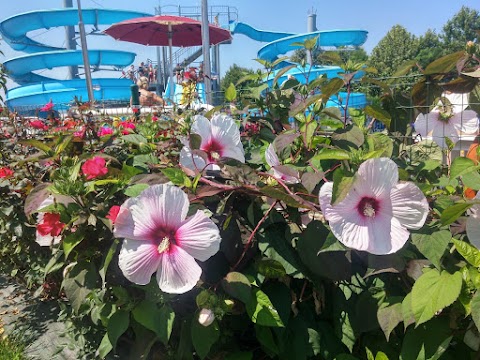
{"left": 0, "top": 335, "right": 27, "bottom": 360}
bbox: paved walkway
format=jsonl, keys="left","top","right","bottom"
{"left": 0, "top": 275, "right": 77, "bottom": 360}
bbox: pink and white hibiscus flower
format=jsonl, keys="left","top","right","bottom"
{"left": 466, "top": 192, "right": 480, "bottom": 249}
{"left": 265, "top": 144, "right": 299, "bottom": 184}
{"left": 414, "top": 92, "right": 479, "bottom": 149}
{"left": 180, "top": 114, "right": 245, "bottom": 172}
{"left": 113, "top": 184, "right": 221, "bottom": 294}
{"left": 319, "top": 157, "right": 429, "bottom": 255}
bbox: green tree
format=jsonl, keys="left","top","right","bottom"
{"left": 221, "top": 64, "right": 254, "bottom": 92}
{"left": 368, "top": 25, "right": 419, "bottom": 78}
{"left": 416, "top": 29, "right": 444, "bottom": 68}
{"left": 441, "top": 6, "right": 480, "bottom": 52}
{"left": 291, "top": 47, "right": 368, "bottom": 66}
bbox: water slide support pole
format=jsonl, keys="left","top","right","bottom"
{"left": 64, "top": 0, "right": 78, "bottom": 79}
{"left": 201, "top": 0, "right": 212, "bottom": 105}
{"left": 76, "top": 0, "right": 94, "bottom": 104}
{"left": 307, "top": 12, "right": 317, "bottom": 65}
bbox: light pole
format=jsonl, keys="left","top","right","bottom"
{"left": 76, "top": 0, "right": 94, "bottom": 104}
{"left": 201, "top": 0, "right": 212, "bottom": 105}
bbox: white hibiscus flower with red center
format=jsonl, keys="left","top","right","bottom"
{"left": 180, "top": 114, "right": 245, "bottom": 172}
{"left": 265, "top": 143, "right": 299, "bottom": 184}
{"left": 414, "top": 92, "right": 479, "bottom": 149}
{"left": 319, "top": 157, "right": 429, "bottom": 255}
{"left": 113, "top": 184, "right": 221, "bottom": 294}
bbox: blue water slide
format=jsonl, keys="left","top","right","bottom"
{"left": 0, "top": 8, "right": 152, "bottom": 110}
{"left": 230, "top": 22, "right": 369, "bottom": 108}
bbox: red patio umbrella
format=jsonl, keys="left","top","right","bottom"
{"left": 104, "top": 15, "right": 232, "bottom": 100}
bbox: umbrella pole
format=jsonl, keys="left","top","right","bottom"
{"left": 168, "top": 24, "right": 174, "bottom": 103}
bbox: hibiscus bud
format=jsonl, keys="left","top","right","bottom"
{"left": 466, "top": 40, "right": 477, "bottom": 55}
{"left": 198, "top": 308, "right": 215, "bottom": 327}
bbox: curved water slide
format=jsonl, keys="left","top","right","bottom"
{"left": 0, "top": 8, "right": 152, "bottom": 110}
{"left": 230, "top": 22, "right": 368, "bottom": 108}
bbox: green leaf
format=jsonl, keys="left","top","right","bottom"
{"left": 44, "top": 250, "right": 64, "bottom": 278}
{"left": 401, "top": 293, "right": 415, "bottom": 329}
{"left": 471, "top": 291, "right": 480, "bottom": 330}
{"left": 221, "top": 272, "right": 252, "bottom": 305}
{"left": 122, "top": 134, "right": 149, "bottom": 146}
{"left": 321, "top": 78, "right": 345, "bottom": 100}
{"left": 225, "top": 83, "right": 237, "bottom": 102}
{"left": 107, "top": 310, "right": 130, "bottom": 353}
{"left": 257, "top": 259, "right": 287, "bottom": 278}
{"left": 462, "top": 170, "right": 480, "bottom": 190}
{"left": 440, "top": 202, "right": 473, "bottom": 225}
{"left": 311, "top": 148, "right": 351, "bottom": 161}
{"left": 19, "top": 139, "right": 53, "bottom": 154}
{"left": 366, "top": 133, "right": 393, "bottom": 158}
{"left": 411, "top": 269, "right": 462, "bottom": 326}
{"left": 98, "top": 332, "right": 113, "bottom": 359}
{"left": 450, "top": 156, "right": 479, "bottom": 180}
{"left": 273, "top": 64, "right": 296, "bottom": 87}
{"left": 255, "top": 325, "right": 279, "bottom": 356}
{"left": 377, "top": 302, "right": 403, "bottom": 341}
{"left": 62, "top": 231, "right": 84, "bottom": 259}
{"left": 132, "top": 301, "right": 175, "bottom": 345}
{"left": 191, "top": 318, "right": 220, "bottom": 360}
{"left": 331, "top": 124, "right": 364, "bottom": 149}
{"left": 161, "top": 168, "right": 188, "bottom": 186}
{"left": 225, "top": 352, "right": 253, "bottom": 360}
{"left": 424, "top": 51, "right": 465, "bottom": 75}
{"left": 124, "top": 183, "right": 149, "bottom": 197}
{"left": 332, "top": 167, "right": 355, "bottom": 205}
{"left": 411, "top": 231, "right": 451, "bottom": 269}
{"left": 62, "top": 261, "right": 98, "bottom": 313}
{"left": 246, "top": 288, "right": 284, "bottom": 327}
{"left": 259, "top": 186, "right": 305, "bottom": 208}
{"left": 399, "top": 318, "right": 452, "bottom": 360}
{"left": 452, "top": 239, "right": 480, "bottom": 267}
{"left": 364, "top": 105, "right": 391, "bottom": 129}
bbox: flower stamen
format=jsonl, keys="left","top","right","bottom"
{"left": 157, "top": 236, "right": 170, "bottom": 254}
{"left": 357, "top": 197, "right": 379, "bottom": 219}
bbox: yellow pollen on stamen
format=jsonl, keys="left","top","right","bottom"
{"left": 157, "top": 236, "right": 170, "bottom": 254}
{"left": 211, "top": 151, "right": 220, "bottom": 160}
{"left": 363, "top": 204, "right": 376, "bottom": 218}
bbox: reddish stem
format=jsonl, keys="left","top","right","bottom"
{"left": 231, "top": 200, "right": 278, "bottom": 271}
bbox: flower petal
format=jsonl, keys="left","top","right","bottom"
{"left": 444, "top": 92, "right": 469, "bottom": 113}
{"left": 451, "top": 110, "right": 479, "bottom": 135}
{"left": 467, "top": 212, "right": 480, "bottom": 249}
{"left": 191, "top": 115, "right": 212, "bottom": 147}
{"left": 265, "top": 144, "right": 280, "bottom": 167}
{"left": 355, "top": 158, "right": 398, "bottom": 197}
{"left": 114, "top": 197, "right": 143, "bottom": 240}
{"left": 211, "top": 114, "right": 245, "bottom": 163}
{"left": 390, "top": 182, "right": 429, "bottom": 230}
{"left": 118, "top": 239, "right": 161, "bottom": 285}
{"left": 180, "top": 146, "right": 208, "bottom": 172}
{"left": 176, "top": 210, "right": 221, "bottom": 261}
{"left": 156, "top": 245, "right": 202, "bottom": 294}
{"left": 139, "top": 184, "right": 189, "bottom": 229}
{"left": 431, "top": 121, "right": 458, "bottom": 148}
{"left": 414, "top": 112, "right": 439, "bottom": 137}
{"left": 221, "top": 143, "right": 246, "bottom": 163}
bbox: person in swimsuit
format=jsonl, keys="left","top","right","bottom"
{"left": 132, "top": 76, "right": 165, "bottom": 107}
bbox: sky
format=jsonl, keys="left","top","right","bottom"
{"left": 0, "top": 0, "right": 479, "bottom": 95}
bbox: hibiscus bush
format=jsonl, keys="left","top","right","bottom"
{"left": 0, "top": 42, "right": 480, "bottom": 360}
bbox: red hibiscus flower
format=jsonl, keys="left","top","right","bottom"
{"left": 30, "top": 120, "right": 48, "bottom": 130}
{"left": 82, "top": 157, "right": 108, "bottom": 180}
{"left": 37, "top": 213, "right": 65, "bottom": 237}
{"left": 98, "top": 127, "right": 113, "bottom": 137}
{"left": 120, "top": 121, "right": 135, "bottom": 135}
{"left": 106, "top": 205, "right": 121, "bottom": 224}
{"left": 0, "top": 167, "right": 14, "bottom": 178}
{"left": 40, "top": 100, "right": 54, "bottom": 112}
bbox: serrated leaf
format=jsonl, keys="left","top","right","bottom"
{"left": 452, "top": 239, "right": 480, "bottom": 267}
{"left": 411, "top": 269, "right": 462, "bottom": 326}
{"left": 411, "top": 231, "right": 451, "bottom": 269}
{"left": 246, "top": 288, "right": 284, "bottom": 327}
{"left": 161, "top": 168, "right": 188, "bottom": 186}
